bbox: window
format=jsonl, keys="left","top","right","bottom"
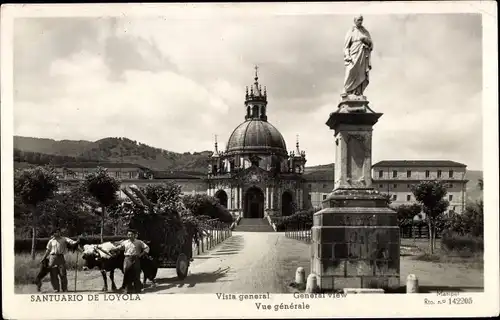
{"left": 407, "top": 184, "right": 411, "bottom": 188}
{"left": 308, "top": 194, "right": 312, "bottom": 201}
{"left": 129, "top": 172, "right": 133, "bottom": 179}
{"left": 115, "top": 171, "right": 120, "bottom": 177}
{"left": 322, "top": 194, "right": 327, "bottom": 200}
{"left": 449, "top": 195, "right": 453, "bottom": 201}
{"left": 449, "top": 184, "right": 453, "bottom": 188}
{"left": 379, "top": 184, "right": 383, "bottom": 188}
{"left": 407, "top": 170, "right": 411, "bottom": 178}
{"left": 425, "top": 170, "right": 430, "bottom": 178}
{"left": 392, "top": 170, "right": 397, "bottom": 178}
{"left": 378, "top": 170, "right": 383, "bottom": 178}
{"left": 437, "top": 170, "right": 442, "bottom": 178}
{"left": 392, "top": 195, "right": 397, "bottom": 201}
{"left": 393, "top": 184, "right": 397, "bottom": 189}
{"left": 449, "top": 170, "right": 454, "bottom": 178}
{"left": 407, "top": 195, "right": 411, "bottom": 201}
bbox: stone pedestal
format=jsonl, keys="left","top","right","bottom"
{"left": 311, "top": 96, "right": 400, "bottom": 292}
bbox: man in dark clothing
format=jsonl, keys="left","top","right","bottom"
{"left": 111, "top": 229, "right": 149, "bottom": 293}
{"left": 39, "top": 228, "right": 80, "bottom": 292}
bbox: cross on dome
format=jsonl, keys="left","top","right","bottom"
{"left": 245, "top": 65, "right": 267, "bottom": 103}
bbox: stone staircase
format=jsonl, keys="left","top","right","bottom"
{"left": 233, "top": 218, "right": 275, "bottom": 232}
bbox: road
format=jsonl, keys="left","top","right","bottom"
{"left": 15, "top": 232, "right": 483, "bottom": 294}
{"left": 144, "top": 232, "right": 306, "bottom": 294}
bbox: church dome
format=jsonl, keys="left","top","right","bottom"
{"left": 226, "top": 119, "right": 288, "bottom": 156}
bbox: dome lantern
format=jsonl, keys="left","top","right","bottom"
{"left": 245, "top": 65, "right": 268, "bottom": 121}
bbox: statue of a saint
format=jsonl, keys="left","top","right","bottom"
{"left": 342, "top": 15, "right": 373, "bottom": 97}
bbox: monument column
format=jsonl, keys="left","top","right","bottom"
{"left": 310, "top": 15, "right": 399, "bottom": 292}
{"left": 311, "top": 97, "right": 400, "bottom": 292}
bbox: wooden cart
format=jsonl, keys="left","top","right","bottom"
{"left": 156, "top": 234, "right": 193, "bottom": 280}
{"left": 120, "top": 185, "right": 197, "bottom": 280}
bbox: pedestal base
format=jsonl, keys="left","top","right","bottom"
{"left": 311, "top": 188, "right": 400, "bottom": 292}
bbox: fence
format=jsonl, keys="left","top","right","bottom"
{"left": 194, "top": 224, "right": 232, "bottom": 255}
{"left": 284, "top": 224, "right": 312, "bottom": 243}
{"left": 400, "top": 225, "right": 442, "bottom": 239}
{"left": 284, "top": 224, "right": 439, "bottom": 244}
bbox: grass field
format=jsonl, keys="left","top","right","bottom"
{"left": 14, "top": 252, "right": 86, "bottom": 285}
{"left": 401, "top": 238, "right": 483, "bottom": 269}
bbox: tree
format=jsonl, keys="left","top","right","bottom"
{"left": 394, "top": 204, "right": 421, "bottom": 237}
{"left": 38, "top": 186, "right": 102, "bottom": 237}
{"left": 182, "top": 194, "right": 234, "bottom": 223}
{"left": 411, "top": 181, "right": 449, "bottom": 254}
{"left": 83, "top": 167, "right": 120, "bottom": 242}
{"left": 443, "top": 200, "right": 484, "bottom": 237}
{"left": 14, "top": 166, "right": 59, "bottom": 260}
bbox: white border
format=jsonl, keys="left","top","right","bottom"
{"left": 1, "top": 2, "right": 498, "bottom": 319}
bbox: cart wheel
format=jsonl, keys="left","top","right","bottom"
{"left": 176, "top": 253, "right": 189, "bottom": 280}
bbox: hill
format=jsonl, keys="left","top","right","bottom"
{"left": 14, "top": 136, "right": 93, "bottom": 157}
{"left": 14, "top": 136, "right": 211, "bottom": 172}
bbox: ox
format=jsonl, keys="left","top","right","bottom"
{"left": 80, "top": 242, "right": 158, "bottom": 292}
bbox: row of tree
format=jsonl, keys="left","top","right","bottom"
{"left": 14, "top": 165, "right": 233, "bottom": 260}
{"left": 14, "top": 149, "right": 92, "bottom": 166}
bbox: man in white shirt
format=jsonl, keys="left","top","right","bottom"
{"left": 112, "top": 229, "right": 149, "bottom": 293}
{"left": 40, "top": 228, "right": 79, "bottom": 292}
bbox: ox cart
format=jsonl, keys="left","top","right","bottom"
{"left": 156, "top": 236, "right": 193, "bottom": 280}
{"left": 121, "top": 185, "right": 198, "bottom": 280}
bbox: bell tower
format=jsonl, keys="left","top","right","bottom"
{"left": 244, "top": 66, "right": 268, "bottom": 121}
{"left": 208, "top": 135, "right": 222, "bottom": 176}
{"left": 289, "top": 135, "right": 307, "bottom": 174}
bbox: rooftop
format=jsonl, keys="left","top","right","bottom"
{"left": 303, "top": 169, "right": 335, "bottom": 181}
{"left": 152, "top": 171, "right": 205, "bottom": 179}
{"left": 372, "top": 160, "right": 467, "bottom": 168}
{"left": 54, "top": 162, "right": 150, "bottom": 169}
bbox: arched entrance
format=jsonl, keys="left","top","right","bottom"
{"left": 244, "top": 187, "right": 264, "bottom": 218}
{"left": 215, "top": 190, "right": 228, "bottom": 208}
{"left": 281, "top": 191, "right": 294, "bottom": 217}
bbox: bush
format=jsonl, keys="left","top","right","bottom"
{"left": 442, "top": 201, "right": 483, "bottom": 237}
{"left": 441, "top": 231, "right": 484, "bottom": 254}
{"left": 274, "top": 208, "right": 317, "bottom": 231}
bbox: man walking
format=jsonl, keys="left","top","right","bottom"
{"left": 39, "top": 228, "right": 79, "bottom": 292}
{"left": 112, "top": 229, "right": 150, "bottom": 294}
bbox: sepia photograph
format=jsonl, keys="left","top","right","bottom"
{"left": 1, "top": 2, "right": 498, "bottom": 319}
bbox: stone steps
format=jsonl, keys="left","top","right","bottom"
{"left": 234, "top": 218, "right": 275, "bottom": 232}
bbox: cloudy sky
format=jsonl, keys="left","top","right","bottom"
{"left": 13, "top": 11, "right": 483, "bottom": 169}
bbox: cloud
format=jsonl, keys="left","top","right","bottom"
{"left": 13, "top": 13, "right": 483, "bottom": 169}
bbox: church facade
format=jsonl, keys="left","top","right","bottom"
{"left": 206, "top": 70, "right": 307, "bottom": 219}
